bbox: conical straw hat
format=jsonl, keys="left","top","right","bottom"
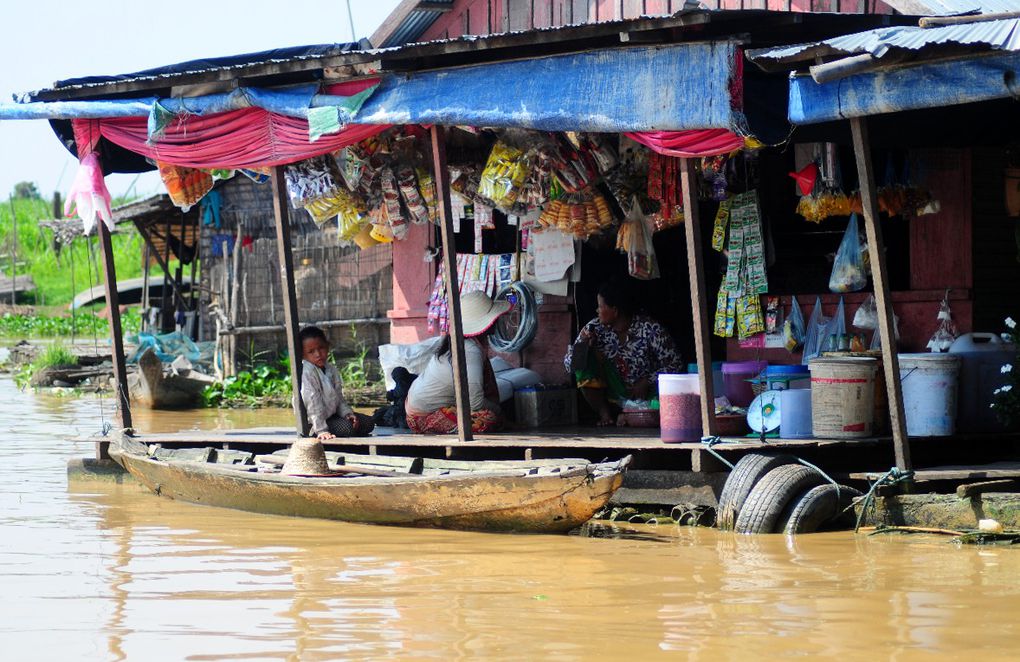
{"left": 281, "top": 438, "right": 332, "bottom": 476}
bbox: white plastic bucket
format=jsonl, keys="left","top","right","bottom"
{"left": 899, "top": 353, "right": 961, "bottom": 437}
{"left": 809, "top": 357, "right": 878, "bottom": 439}
{"left": 780, "top": 389, "right": 813, "bottom": 439}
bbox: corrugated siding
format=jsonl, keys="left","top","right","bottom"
{"left": 971, "top": 147, "right": 1020, "bottom": 332}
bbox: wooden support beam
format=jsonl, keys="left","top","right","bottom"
{"left": 430, "top": 125, "right": 472, "bottom": 442}
{"left": 850, "top": 117, "right": 911, "bottom": 471}
{"left": 270, "top": 166, "right": 308, "bottom": 437}
{"left": 97, "top": 221, "right": 132, "bottom": 459}
{"left": 679, "top": 158, "right": 717, "bottom": 438}
{"left": 132, "top": 221, "right": 189, "bottom": 311}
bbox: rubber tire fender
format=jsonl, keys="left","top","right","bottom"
{"left": 779, "top": 484, "right": 865, "bottom": 535}
{"left": 716, "top": 452, "right": 798, "bottom": 531}
{"left": 733, "top": 464, "right": 828, "bottom": 534}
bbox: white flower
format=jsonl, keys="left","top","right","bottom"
{"left": 990, "top": 403, "right": 996, "bottom": 408}
{"left": 1003, "top": 364, "right": 1014, "bottom": 374}
{"left": 1003, "top": 385, "right": 1014, "bottom": 393}
{"left": 994, "top": 387, "right": 1002, "bottom": 395}
{"left": 1007, "top": 317, "right": 1017, "bottom": 329}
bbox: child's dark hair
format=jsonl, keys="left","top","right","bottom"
{"left": 298, "top": 326, "right": 328, "bottom": 345}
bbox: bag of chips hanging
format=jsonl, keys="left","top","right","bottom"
{"left": 829, "top": 213, "right": 868, "bottom": 293}
{"left": 157, "top": 162, "right": 214, "bottom": 212}
{"left": 477, "top": 141, "right": 529, "bottom": 211}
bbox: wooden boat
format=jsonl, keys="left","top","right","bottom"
{"left": 128, "top": 347, "right": 216, "bottom": 409}
{"left": 109, "top": 433, "right": 630, "bottom": 533}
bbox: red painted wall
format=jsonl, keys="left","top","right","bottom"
{"left": 418, "top": 0, "right": 894, "bottom": 41}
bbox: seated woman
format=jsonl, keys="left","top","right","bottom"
{"left": 299, "top": 326, "right": 375, "bottom": 440}
{"left": 405, "top": 290, "right": 510, "bottom": 435}
{"left": 565, "top": 280, "right": 683, "bottom": 426}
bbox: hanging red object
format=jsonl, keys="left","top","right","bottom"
{"left": 789, "top": 162, "right": 819, "bottom": 197}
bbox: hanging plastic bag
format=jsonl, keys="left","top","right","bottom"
{"left": 829, "top": 213, "right": 868, "bottom": 293}
{"left": 927, "top": 292, "right": 958, "bottom": 352}
{"left": 820, "top": 297, "right": 848, "bottom": 352}
{"left": 801, "top": 297, "right": 830, "bottom": 364}
{"left": 852, "top": 294, "right": 879, "bottom": 330}
{"left": 619, "top": 198, "right": 659, "bottom": 280}
{"left": 784, "top": 297, "right": 805, "bottom": 352}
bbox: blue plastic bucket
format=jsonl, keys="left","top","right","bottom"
{"left": 899, "top": 353, "right": 961, "bottom": 437}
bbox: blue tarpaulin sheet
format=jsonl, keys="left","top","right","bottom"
{"left": 357, "top": 43, "right": 740, "bottom": 132}
{"left": 0, "top": 43, "right": 739, "bottom": 133}
{"left": 789, "top": 50, "right": 1020, "bottom": 124}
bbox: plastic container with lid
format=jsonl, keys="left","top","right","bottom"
{"left": 658, "top": 374, "right": 701, "bottom": 443}
{"left": 780, "top": 388, "right": 813, "bottom": 439}
{"left": 686, "top": 361, "right": 725, "bottom": 398}
{"left": 763, "top": 364, "right": 810, "bottom": 390}
{"left": 949, "top": 333, "right": 1017, "bottom": 432}
{"left": 721, "top": 360, "right": 767, "bottom": 408}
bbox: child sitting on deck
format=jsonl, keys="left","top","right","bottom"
{"left": 299, "top": 326, "right": 375, "bottom": 440}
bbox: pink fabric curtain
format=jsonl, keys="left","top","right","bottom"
{"left": 72, "top": 78, "right": 390, "bottom": 169}
{"left": 626, "top": 129, "right": 744, "bottom": 158}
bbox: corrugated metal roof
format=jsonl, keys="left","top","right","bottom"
{"left": 749, "top": 18, "right": 1020, "bottom": 62}
{"left": 917, "top": 0, "right": 1020, "bottom": 14}
{"left": 379, "top": 1, "right": 453, "bottom": 48}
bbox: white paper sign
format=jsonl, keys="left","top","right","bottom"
{"left": 531, "top": 228, "right": 576, "bottom": 282}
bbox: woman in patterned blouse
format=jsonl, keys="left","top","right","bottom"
{"left": 565, "top": 280, "right": 683, "bottom": 426}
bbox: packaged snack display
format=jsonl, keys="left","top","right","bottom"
{"left": 477, "top": 141, "right": 529, "bottom": 210}
{"left": 538, "top": 188, "right": 614, "bottom": 238}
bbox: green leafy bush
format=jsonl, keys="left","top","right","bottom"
{"left": 203, "top": 361, "right": 292, "bottom": 408}
{"left": 0, "top": 309, "right": 141, "bottom": 338}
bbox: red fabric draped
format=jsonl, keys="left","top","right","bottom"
{"left": 75, "top": 113, "right": 390, "bottom": 170}
{"left": 626, "top": 129, "right": 744, "bottom": 158}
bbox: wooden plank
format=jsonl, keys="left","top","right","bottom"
{"left": 957, "top": 479, "right": 1019, "bottom": 499}
{"left": 852, "top": 462, "right": 1020, "bottom": 482}
{"left": 850, "top": 117, "right": 911, "bottom": 471}
{"left": 430, "top": 125, "right": 473, "bottom": 441}
{"left": 270, "top": 166, "right": 308, "bottom": 437}
{"left": 678, "top": 158, "right": 717, "bottom": 437}
{"left": 97, "top": 220, "right": 132, "bottom": 459}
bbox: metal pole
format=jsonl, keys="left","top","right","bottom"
{"left": 270, "top": 166, "right": 308, "bottom": 436}
{"left": 430, "top": 125, "right": 473, "bottom": 441}
{"left": 850, "top": 117, "right": 911, "bottom": 471}
{"left": 679, "top": 159, "right": 718, "bottom": 437}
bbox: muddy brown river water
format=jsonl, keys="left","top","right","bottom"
{"left": 1, "top": 376, "right": 1018, "bottom": 660}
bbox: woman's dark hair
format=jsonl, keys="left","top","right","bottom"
{"left": 298, "top": 326, "right": 328, "bottom": 345}
{"left": 435, "top": 329, "right": 487, "bottom": 358}
{"left": 598, "top": 279, "right": 636, "bottom": 316}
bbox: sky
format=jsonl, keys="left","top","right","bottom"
{"left": 0, "top": 0, "right": 401, "bottom": 202}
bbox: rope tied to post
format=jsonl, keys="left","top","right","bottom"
{"left": 700, "top": 436, "right": 735, "bottom": 470}
{"left": 854, "top": 466, "right": 915, "bottom": 533}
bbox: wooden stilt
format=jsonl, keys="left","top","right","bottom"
{"left": 430, "top": 125, "right": 473, "bottom": 442}
{"left": 679, "top": 158, "right": 717, "bottom": 437}
{"left": 850, "top": 117, "right": 911, "bottom": 471}
{"left": 97, "top": 220, "right": 132, "bottom": 458}
{"left": 270, "top": 166, "right": 308, "bottom": 437}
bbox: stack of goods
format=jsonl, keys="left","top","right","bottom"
{"left": 158, "top": 162, "right": 214, "bottom": 212}
{"left": 284, "top": 156, "right": 367, "bottom": 227}
{"left": 547, "top": 137, "right": 601, "bottom": 193}
{"left": 537, "top": 188, "right": 614, "bottom": 238}
{"left": 714, "top": 190, "right": 768, "bottom": 340}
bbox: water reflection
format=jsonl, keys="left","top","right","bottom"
{"left": 2, "top": 376, "right": 1019, "bottom": 659}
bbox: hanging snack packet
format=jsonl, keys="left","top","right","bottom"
{"left": 415, "top": 167, "right": 438, "bottom": 223}
{"left": 379, "top": 168, "right": 408, "bottom": 240}
{"left": 477, "top": 141, "right": 529, "bottom": 211}
{"left": 397, "top": 166, "right": 430, "bottom": 224}
{"left": 158, "top": 162, "right": 214, "bottom": 212}
{"left": 784, "top": 297, "right": 806, "bottom": 352}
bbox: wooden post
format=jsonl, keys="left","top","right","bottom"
{"left": 97, "top": 220, "right": 132, "bottom": 457}
{"left": 430, "top": 125, "right": 473, "bottom": 442}
{"left": 8, "top": 195, "right": 17, "bottom": 304}
{"left": 161, "top": 214, "right": 173, "bottom": 332}
{"left": 270, "top": 166, "right": 308, "bottom": 437}
{"left": 679, "top": 158, "right": 717, "bottom": 437}
{"left": 141, "top": 242, "right": 151, "bottom": 334}
{"left": 850, "top": 117, "right": 911, "bottom": 471}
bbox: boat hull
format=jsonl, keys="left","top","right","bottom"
{"left": 112, "top": 447, "right": 625, "bottom": 533}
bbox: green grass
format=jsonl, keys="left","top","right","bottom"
{"left": 0, "top": 195, "right": 162, "bottom": 306}
{"left": 15, "top": 342, "right": 80, "bottom": 388}
{"left": 0, "top": 308, "right": 141, "bottom": 338}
